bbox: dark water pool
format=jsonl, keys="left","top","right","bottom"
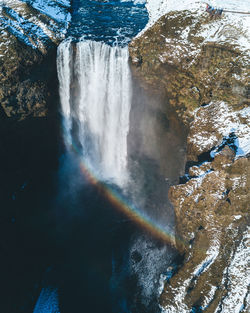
{"left": 68, "top": 0, "right": 148, "bottom": 44}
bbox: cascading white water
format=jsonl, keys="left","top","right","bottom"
{"left": 57, "top": 40, "right": 72, "bottom": 138}
{"left": 57, "top": 40, "right": 132, "bottom": 186}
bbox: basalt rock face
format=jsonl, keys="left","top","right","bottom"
{"left": 129, "top": 10, "right": 249, "bottom": 125}
{"left": 0, "top": 0, "right": 71, "bottom": 205}
{"left": 129, "top": 8, "right": 249, "bottom": 313}
{"left": 162, "top": 147, "right": 250, "bottom": 313}
{"left": 0, "top": 0, "right": 71, "bottom": 119}
{"left": 0, "top": 0, "right": 71, "bottom": 192}
{"left": 0, "top": 40, "right": 54, "bottom": 118}
{"left": 0, "top": 1, "right": 70, "bottom": 312}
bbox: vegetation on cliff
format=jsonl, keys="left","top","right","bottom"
{"left": 129, "top": 8, "right": 249, "bottom": 124}
{"left": 129, "top": 4, "right": 249, "bottom": 312}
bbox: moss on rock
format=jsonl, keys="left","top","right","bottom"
{"left": 129, "top": 10, "right": 249, "bottom": 125}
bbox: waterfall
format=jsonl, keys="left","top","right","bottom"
{"left": 57, "top": 40, "right": 132, "bottom": 186}
{"left": 57, "top": 40, "right": 72, "bottom": 139}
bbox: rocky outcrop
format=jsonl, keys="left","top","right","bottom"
{"left": 129, "top": 4, "right": 249, "bottom": 312}
{"left": 0, "top": 41, "right": 51, "bottom": 118}
{"left": 0, "top": 0, "right": 71, "bottom": 196}
{"left": 129, "top": 9, "right": 249, "bottom": 125}
{"left": 0, "top": 0, "right": 70, "bottom": 119}
{"left": 160, "top": 147, "right": 249, "bottom": 313}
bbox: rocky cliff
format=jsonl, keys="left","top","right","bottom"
{"left": 0, "top": 0, "right": 71, "bottom": 207}
{"left": 0, "top": 0, "right": 70, "bottom": 118}
{"left": 129, "top": 3, "right": 249, "bottom": 312}
{"left": 0, "top": 1, "right": 71, "bottom": 312}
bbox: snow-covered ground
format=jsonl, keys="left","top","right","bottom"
{"left": 216, "top": 227, "right": 250, "bottom": 313}
{"left": 1, "top": 0, "right": 71, "bottom": 24}
{"left": 138, "top": 1, "right": 250, "bottom": 160}
{"left": 0, "top": 0, "right": 71, "bottom": 55}
{"left": 141, "top": 0, "right": 250, "bottom": 52}
{"left": 189, "top": 102, "right": 250, "bottom": 158}
{"left": 145, "top": 0, "right": 250, "bottom": 26}
{"left": 138, "top": 3, "right": 249, "bottom": 313}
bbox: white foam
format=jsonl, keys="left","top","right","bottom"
{"left": 57, "top": 40, "right": 132, "bottom": 187}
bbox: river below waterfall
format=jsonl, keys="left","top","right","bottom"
{"left": 31, "top": 1, "right": 186, "bottom": 312}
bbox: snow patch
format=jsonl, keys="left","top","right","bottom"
{"left": 139, "top": 0, "right": 250, "bottom": 52}
{"left": 160, "top": 277, "right": 190, "bottom": 313}
{"left": 215, "top": 227, "right": 250, "bottom": 313}
{"left": 189, "top": 102, "right": 250, "bottom": 158}
{"left": 0, "top": 0, "right": 71, "bottom": 56}
{"left": 193, "top": 238, "right": 220, "bottom": 277}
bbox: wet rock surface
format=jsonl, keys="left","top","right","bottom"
{"left": 129, "top": 5, "right": 249, "bottom": 313}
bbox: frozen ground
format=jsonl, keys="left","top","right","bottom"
{"left": 137, "top": 2, "right": 249, "bottom": 313}
{"left": 189, "top": 102, "right": 250, "bottom": 158}
{"left": 142, "top": 0, "right": 250, "bottom": 52}
{"left": 0, "top": 0, "right": 71, "bottom": 55}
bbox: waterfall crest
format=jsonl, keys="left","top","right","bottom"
{"left": 57, "top": 40, "right": 132, "bottom": 186}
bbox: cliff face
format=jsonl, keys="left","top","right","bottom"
{"left": 129, "top": 10, "right": 249, "bottom": 124}
{"left": 129, "top": 5, "right": 249, "bottom": 313}
{"left": 0, "top": 0, "right": 71, "bottom": 119}
{"left": 0, "top": 0, "right": 71, "bottom": 202}
{"left": 0, "top": 2, "right": 71, "bottom": 312}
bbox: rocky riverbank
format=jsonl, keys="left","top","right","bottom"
{"left": 129, "top": 2, "right": 249, "bottom": 312}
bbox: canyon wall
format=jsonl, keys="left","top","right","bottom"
{"left": 0, "top": 1, "right": 71, "bottom": 312}
{"left": 129, "top": 6, "right": 249, "bottom": 312}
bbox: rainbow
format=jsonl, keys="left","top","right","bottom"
{"left": 64, "top": 133, "right": 184, "bottom": 251}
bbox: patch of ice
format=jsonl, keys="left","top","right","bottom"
{"left": 189, "top": 162, "right": 211, "bottom": 177}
